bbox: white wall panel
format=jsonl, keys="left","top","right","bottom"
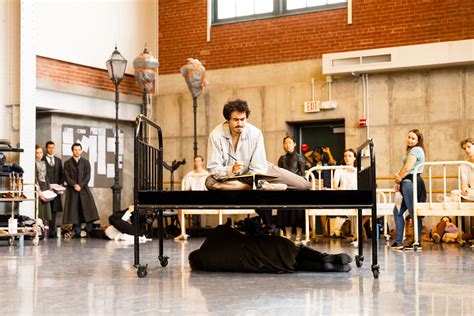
{"left": 36, "top": 0, "right": 156, "bottom": 74}
{"left": 36, "top": 88, "right": 141, "bottom": 121}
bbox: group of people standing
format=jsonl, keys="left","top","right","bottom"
{"left": 35, "top": 141, "right": 98, "bottom": 238}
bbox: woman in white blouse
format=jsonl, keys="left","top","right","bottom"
{"left": 460, "top": 138, "right": 474, "bottom": 198}
{"left": 332, "top": 149, "right": 362, "bottom": 243}
{"left": 333, "top": 149, "right": 357, "bottom": 190}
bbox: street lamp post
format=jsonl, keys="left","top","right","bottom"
{"left": 180, "top": 58, "right": 207, "bottom": 158}
{"left": 106, "top": 46, "right": 127, "bottom": 213}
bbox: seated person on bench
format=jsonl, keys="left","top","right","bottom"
{"left": 460, "top": 138, "right": 474, "bottom": 200}
{"left": 189, "top": 224, "right": 352, "bottom": 273}
{"left": 205, "top": 99, "right": 310, "bottom": 191}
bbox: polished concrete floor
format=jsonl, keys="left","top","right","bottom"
{"left": 1, "top": 236, "right": 473, "bottom": 315}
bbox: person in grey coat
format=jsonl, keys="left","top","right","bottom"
{"left": 63, "top": 143, "right": 99, "bottom": 238}
{"left": 42, "top": 141, "right": 64, "bottom": 237}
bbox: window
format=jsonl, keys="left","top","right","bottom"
{"left": 213, "top": 0, "right": 347, "bottom": 24}
{"left": 286, "top": 0, "right": 347, "bottom": 11}
{"left": 215, "top": 0, "right": 274, "bottom": 21}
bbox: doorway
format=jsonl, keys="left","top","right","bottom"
{"left": 292, "top": 119, "right": 345, "bottom": 164}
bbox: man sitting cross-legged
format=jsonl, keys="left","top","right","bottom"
{"left": 205, "top": 99, "right": 310, "bottom": 191}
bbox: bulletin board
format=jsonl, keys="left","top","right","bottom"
{"left": 61, "top": 125, "right": 124, "bottom": 188}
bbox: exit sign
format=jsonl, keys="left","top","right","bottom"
{"left": 304, "top": 100, "right": 320, "bottom": 113}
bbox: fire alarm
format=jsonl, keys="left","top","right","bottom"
{"left": 359, "top": 118, "right": 367, "bottom": 127}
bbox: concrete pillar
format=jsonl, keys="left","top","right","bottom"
{"left": 19, "top": 0, "right": 36, "bottom": 217}
{"left": 0, "top": 0, "right": 20, "bottom": 141}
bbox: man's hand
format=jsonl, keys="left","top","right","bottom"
{"left": 74, "top": 184, "right": 81, "bottom": 192}
{"left": 232, "top": 161, "right": 244, "bottom": 175}
{"left": 322, "top": 147, "right": 331, "bottom": 154}
{"left": 461, "top": 184, "right": 469, "bottom": 196}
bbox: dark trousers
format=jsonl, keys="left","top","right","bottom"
{"left": 108, "top": 210, "right": 147, "bottom": 236}
{"left": 73, "top": 198, "right": 92, "bottom": 236}
{"left": 277, "top": 209, "right": 305, "bottom": 229}
{"left": 295, "top": 246, "right": 326, "bottom": 271}
{"left": 49, "top": 212, "right": 57, "bottom": 237}
{"left": 256, "top": 209, "right": 273, "bottom": 226}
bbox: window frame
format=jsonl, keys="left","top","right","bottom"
{"left": 212, "top": 0, "right": 347, "bottom": 25}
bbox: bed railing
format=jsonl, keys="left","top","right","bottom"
{"left": 412, "top": 160, "right": 474, "bottom": 248}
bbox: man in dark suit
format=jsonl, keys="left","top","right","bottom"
{"left": 63, "top": 143, "right": 99, "bottom": 238}
{"left": 43, "top": 141, "right": 64, "bottom": 237}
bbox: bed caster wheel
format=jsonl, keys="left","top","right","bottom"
{"left": 8, "top": 237, "right": 14, "bottom": 246}
{"left": 159, "top": 255, "right": 169, "bottom": 267}
{"left": 413, "top": 243, "right": 420, "bottom": 252}
{"left": 32, "top": 237, "right": 39, "bottom": 246}
{"left": 137, "top": 265, "right": 148, "bottom": 278}
{"left": 137, "top": 265, "right": 148, "bottom": 279}
{"left": 355, "top": 255, "right": 364, "bottom": 268}
{"left": 372, "top": 266, "right": 380, "bottom": 279}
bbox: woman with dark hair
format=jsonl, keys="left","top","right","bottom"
{"left": 333, "top": 148, "right": 357, "bottom": 190}
{"left": 391, "top": 129, "right": 427, "bottom": 250}
{"left": 189, "top": 225, "right": 352, "bottom": 273}
{"left": 277, "top": 136, "right": 306, "bottom": 243}
{"left": 305, "top": 146, "right": 336, "bottom": 189}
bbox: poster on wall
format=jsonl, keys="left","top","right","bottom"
{"left": 61, "top": 125, "right": 124, "bottom": 188}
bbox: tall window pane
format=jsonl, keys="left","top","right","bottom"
{"left": 287, "top": 0, "right": 347, "bottom": 10}
{"left": 307, "top": 0, "right": 327, "bottom": 6}
{"left": 217, "top": 0, "right": 235, "bottom": 19}
{"left": 236, "top": 0, "right": 254, "bottom": 17}
{"left": 255, "top": 0, "right": 273, "bottom": 14}
{"left": 287, "top": 0, "right": 306, "bottom": 10}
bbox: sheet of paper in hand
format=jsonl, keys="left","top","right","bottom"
{"left": 50, "top": 183, "right": 66, "bottom": 194}
{"left": 39, "top": 190, "right": 57, "bottom": 202}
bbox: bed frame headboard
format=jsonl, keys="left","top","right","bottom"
{"left": 134, "top": 114, "right": 164, "bottom": 199}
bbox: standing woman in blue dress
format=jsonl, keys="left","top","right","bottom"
{"left": 391, "top": 129, "right": 427, "bottom": 250}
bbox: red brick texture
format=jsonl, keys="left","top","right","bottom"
{"left": 36, "top": 56, "right": 143, "bottom": 96}
{"left": 158, "top": 0, "right": 474, "bottom": 75}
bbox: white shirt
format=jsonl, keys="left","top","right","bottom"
{"left": 207, "top": 121, "right": 267, "bottom": 179}
{"left": 46, "top": 154, "right": 55, "bottom": 166}
{"left": 333, "top": 167, "right": 357, "bottom": 189}
{"left": 461, "top": 163, "right": 474, "bottom": 188}
{"left": 183, "top": 169, "right": 209, "bottom": 191}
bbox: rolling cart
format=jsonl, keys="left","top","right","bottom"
{"left": 0, "top": 142, "right": 39, "bottom": 246}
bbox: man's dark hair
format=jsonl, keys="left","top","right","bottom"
{"left": 223, "top": 99, "right": 251, "bottom": 120}
{"left": 71, "top": 143, "right": 82, "bottom": 151}
{"left": 45, "top": 141, "right": 55, "bottom": 148}
{"left": 283, "top": 136, "right": 295, "bottom": 143}
{"left": 194, "top": 155, "right": 204, "bottom": 161}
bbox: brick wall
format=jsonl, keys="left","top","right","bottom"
{"left": 36, "top": 56, "right": 142, "bottom": 96}
{"left": 159, "top": 0, "right": 474, "bottom": 74}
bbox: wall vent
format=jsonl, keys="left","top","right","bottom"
{"left": 323, "top": 39, "right": 474, "bottom": 75}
